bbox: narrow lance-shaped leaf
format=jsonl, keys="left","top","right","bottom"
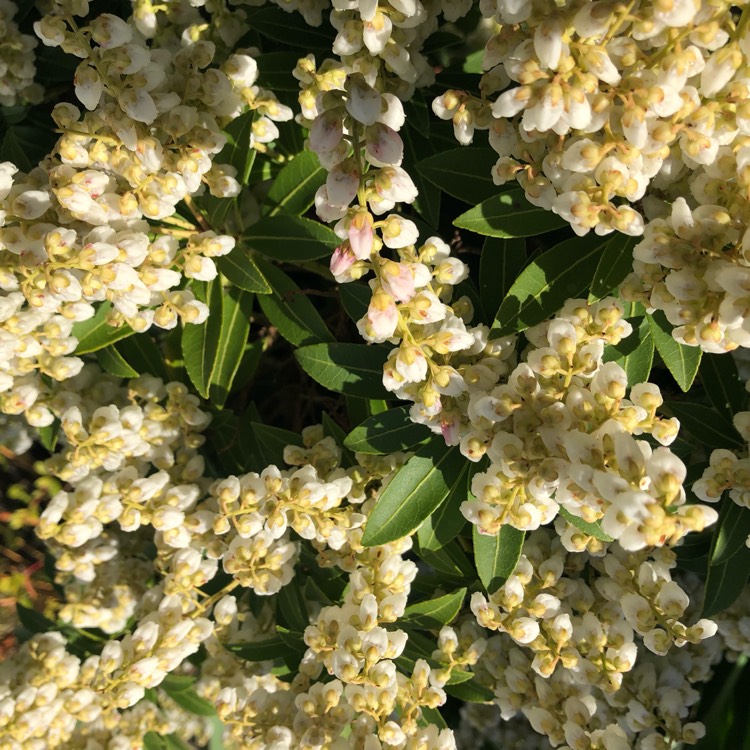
{"left": 602, "top": 316, "right": 654, "bottom": 386}
{"left": 416, "top": 147, "right": 500, "bottom": 205}
{"left": 558, "top": 507, "right": 613, "bottom": 543}
{"left": 648, "top": 311, "right": 702, "bottom": 392}
{"left": 344, "top": 405, "right": 431, "bottom": 454}
{"left": 182, "top": 280, "right": 223, "bottom": 398}
{"left": 473, "top": 525, "right": 525, "bottom": 592}
{"left": 454, "top": 188, "right": 567, "bottom": 239}
{"left": 361, "top": 439, "right": 467, "bottom": 547}
{"left": 479, "top": 237, "right": 527, "bottom": 322}
{"left": 666, "top": 402, "right": 744, "bottom": 451}
{"left": 699, "top": 353, "right": 746, "bottom": 417}
{"left": 217, "top": 248, "right": 272, "bottom": 294}
{"left": 403, "top": 588, "right": 467, "bottom": 629}
{"left": 209, "top": 288, "right": 253, "bottom": 408}
{"left": 416, "top": 461, "right": 469, "bottom": 552}
{"left": 72, "top": 302, "right": 134, "bottom": 354}
{"left": 588, "top": 233, "right": 638, "bottom": 301}
{"left": 244, "top": 215, "right": 339, "bottom": 262}
{"left": 266, "top": 150, "right": 327, "bottom": 216}
{"left": 490, "top": 233, "right": 609, "bottom": 338}
{"left": 295, "top": 343, "right": 391, "bottom": 399}
{"left": 709, "top": 499, "right": 750, "bottom": 568}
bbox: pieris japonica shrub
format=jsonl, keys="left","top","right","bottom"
{"left": 4, "top": 0, "right": 750, "bottom": 748}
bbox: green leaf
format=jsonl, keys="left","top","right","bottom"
{"left": 700, "top": 354, "right": 746, "bottom": 418}
{"left": 415, "top": 539, "right": 475, "bottom": 580}
{"left": 72, "top": 302, "right": 134, "bottom": 355}
{"left": 244, "top": 4, "right": 335, "bottom": 50}
{"left": 322, "top": 412, "right": 356, "bottom": 467}
{"left": 114, "top": 334, "right": 170, "bottom": 381}
{"left": 702, "top": 545, "right": 750, "bottom": 618}
{"left": 473, "top": 525, "right": 525, "bottom": 592}
{"left": 295, "top": 343, "right": 390, "bottom": 399}
{"left": 666, "top": 402, "right": 744, "bottom": 451}
{"left": 244, "top": 422, "right": 302, "bottom": 471}
{"left": 16, "top": 603, "right": 57, "bottom": 635}
{"left": 220, "top": 109, "right": 257, "bottom": 185}
{"left": 416, "top": 460, "right": 469, "bottom": 552}
{"left": 416, "top": 148, "right": 501, "bottom": 205}
{"left": 276, "top": 580, "right": 309, "bottom": 632}
{"left": 588, "top": 233, "right": 637, "bottom": 301}
{"left": 479, "top": 237, "right": 527, "bottom": 321}
{"left": 266, "top": 151, "right": 327, "bottom": 216}
{"left": 648, "top": 311, "right": 702, "bottom": 392}
{"left": 401, "top": 125, "right": 441, "bottom": 228}
{"left": 454, "top": 189, "right": 567, "bottom": 238}
{"left": 210, "top": 288, "right": 253, "bottom": 407}
{"left": 161, "top": 683, "right": 216, "bottom": 717}
{"left": 226, "top": 637, "right": 288, "bottom": 661}
{"left": 256, "top": 51, "right": 303, "bottom": 92}
{"left": 602, "top": 316, "right": 654, "bottom": 386}
{"left": 339, "top": 282, "right": 370, "bottom": 323}
{"left": 558, "top": 507, "right": 613, "bottom": 542}
{"left": 255, "top": 258, "right": 334, "bottom": 346}
{"left": 217, "top": 249, "right": 272, "bottom": 294}
{"left": 96, "top": 345, "right": 139, "bottom": 378}
{"left": 709, "top": 500, "right": 750, "bottom": 567}
{"left": 1, "top": 125, "right": 56, "bottom": 172}
{"left": 344, "top": 405, "right": 430, "bottom": 454}
{"left": 445, "top": 680, "right": 494, "bottom": 703}
{"left": 244, "top": 215, "right": 339, "bottom": 262}
{"left": 182, "top": 281, "right": 223, "bottom": 398}
{"left": 144, "top": 733, "right": 167, "bottom": 750}
{"left": 490, "top": 233, "right": 608, "bottom": 338}
{"left": 361, "top": 439, "right": 467, "bottom": 547}
{"left": 37, "top": 420, "right": 60, "bottom": 453}
{"left": 404, "top": 588, "right": 466, "bottom": 629}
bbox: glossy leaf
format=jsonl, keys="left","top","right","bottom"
{"left": 415, "top": 539, "right": 475, "bottom": 580}
{"left": 479, "top": 237, "right": 526, "bottom": 320}
{"left": 267, "top": 150, "right": 327, "bottom": 216}
{"left": 602, "top": 316, "right": 654, "bottom": 386}
{"left": 255, "top": 258, "right": 334, "bottom": 346}
{"left": 710, "top": 500, "right": 750, "bottom": 567}
{"left": 114, "top": 334, "right": 170, "bottom": 381}
{"left": 416, "top": 147, "right": 499, "bottom": 204}
{"left": 473, "top": 525, "right": 525, "bottom": 592}
{"left": 703, "top": 545, "right": 750, "bottom": 618}
{"left": 454, "top": 188, "right": 567, "bottom": 238}
{"left": 344, "top": 405, "right": 431, "bottom": 454}
{"left": 221, "top": 109, "right": 257, "bottom": 185}
{"left": 182, "top": 281, "right": 223, "bottom": 399}
{"left": 361, "top": 439, "right": 466, "bottom": 547}
{"left": 339, "top": 282, "right": 370, "bottom": 323}
{"left": 700, "top": 354, "right": 746, "bottom": 418}
{"left": 37, "top": 420, "right": 60, "bottom": 453}
{"left": 416, "top": 460, "right": 469, "bottom": 552}
{"left": 210, "top": 288, "right": 253, "bottom": 407}
{"left": 295, "top": 343, "right": 390, "bottom": 399}
{"left": 217, "top": 249, "right": 272, "bottom": 294}
{"left": 403, "top": 588, "right": 467, "bottom": 629}
{"left": 161, "top": 681, "right": 216, "bottom": 717}
{"left": 244, "top": 422, "right": 302, "bottom": 471}
{"left": 666, "top": 402, "right": 744, "bottom": 451}
{"left": 226, "top": 637, "right": 288, "bottom": 661}
{"left": 244, "top": 215, "right": 339, "bottom": 262}
{"left": 558, "top": 507, "right": 613, "bottom": 543}
{"left": 72, "top": 302, "right": 134, "bottom": 354}
{"left": 96, "top": 345, "right": 139, "bottom": 378}
{"left": 490, "top": 233, "right": 608, "bottom": 338}
{"left": 648, "top": 311, "right": 702, "bottom": 391}
{"left": 588, "top": 233, "right": 638, "bottom": 301}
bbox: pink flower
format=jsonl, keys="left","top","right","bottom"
{"left": 330, "top": 245, "right": 356, "bottom": 279}
{"left": 381, "top": 261, "right": 415, "bottom": 303}
{"left": 349, "top": 210, "right": 374, "bottom": 260}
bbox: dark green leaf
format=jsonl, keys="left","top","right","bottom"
{"left": 255, "top": 258, "right": 334, "bottom": 346}
{"left": 244, "top": 422, "right": 302, "bottom": 470}
{"left": 161, "top": 685, "right": 216, "bottom": 717}
{"left": 339, "top": 282, "right": 370, "bottom": 323}
{"left": 244, "top": 5, "right": 335, "bottom": 50}
{"left": 588, "top": 233, "right": 637, "bottom": 301}
{"left": 96, "top": 345, "right": 139, "bottom": 378}
{"left": 114, "top": 334, "right": 170, "bottom": 381}
{"left": 277, "top": 581, "right": 309, "bottom": 632}
{"left": 37, "top": 420, "right": 60, "bottom": 453}
{"left": 454, "top": 189, "right": 567, "bottom": 238}
{"left": 361, "top": 439, "right": 466, "bottom": 546}
{"left": 344, "top": 405, "right": 430, "bottom": 454}
{"left": 226, "top": 637, "right": 288, "bottom": 661}
{"left": 558, "top": 507, "right": 613, "bottom": 542}
{"left": 415, "top": 539, "right": 475, "bottom": 580}
{"left": 210, "top": 288, "right": 253, "bottom": 407}
{"left": 295, "top": 343, "right": 390, "bottom": 399}
{"left": 16, "top": 603, "right": 56, "bottom": 635}
{"left": 218, "top": 249, "right": 272, "bottom": 294}
{"left": 266, "top": 151, "right": 327, "bottom": 216}
{"left": 702, "top": 545, "right": 750, "bottom": 617}
{"left": 256, "top": 51, "right": 303, "bottom": 92}
{"left": 416, "top": 148, "right": 501, "bottom": 205}
{"left": 479, "top": 237, "right": 526, "bottom": 320}
{"left": 220, "top": 109, "right": 257, "bottom": 185}
{"left": 1, "top": 125, "right": 56, "bottom": 172}
{"left": 473, "top": 525, "right": 525, "bottom": 592}
{"left": 245, "top": 215, "right": 339, "bottom": 262}
{"left": 700, "top": 354, "right": 746, "bottom": 418}
{"left": 404, "top": 588, "right": 466, "bottom": 629}
{"left": 445, "top": 680, "right": 494, "bottom": 703}
{"left": 182, "top": 281, "right": 223, "bottom": 398}
{"left": 648, "top": 311, "right": 702, "bottom": 392}
{"left": 666, "top": 402, "right": 744, "bottom": 451}
{"left": 709, "top": 500, "right": 750, "bottom": 567}
{"left": 144, "top": 733, "right": 167, "bottom": 750}
{"left": 72, "top": 302, "right": 134, "bottom": 355}
{"left": 490, "top": 233, "right": 608, "bottom": 338}
{"left": 602, "top": 316, "right": 654, "bottom": 386}
{"left": 416, "top": 459, "right": 469, "bottom": 551}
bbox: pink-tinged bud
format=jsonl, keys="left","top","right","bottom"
{"left": 381, "top": 260, "right": 416, "bottom": 303}
{"left": 349, "top": 210, "right": 374, "bottom": 260}
{"left": 330, "top": 244, "right": 356, "bottom": 278}
{"left": 359, "top": 289, "right": 398, "bottom": 342}
{"left": 441, "top": 416, "right": 461, "bottom": 446}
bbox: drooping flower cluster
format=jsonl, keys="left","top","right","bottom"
{"left": 435, "top": 0, "right": 750, "bottom": 353}
{"left": 0, "top": 0, "right": 42, "bottom": 106}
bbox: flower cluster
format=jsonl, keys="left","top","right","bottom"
{"left": 434, "top": 0, "right": 750, "bottom": 353}
{"left": 0, "top": 0, "right": 42, "bottom": 106}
